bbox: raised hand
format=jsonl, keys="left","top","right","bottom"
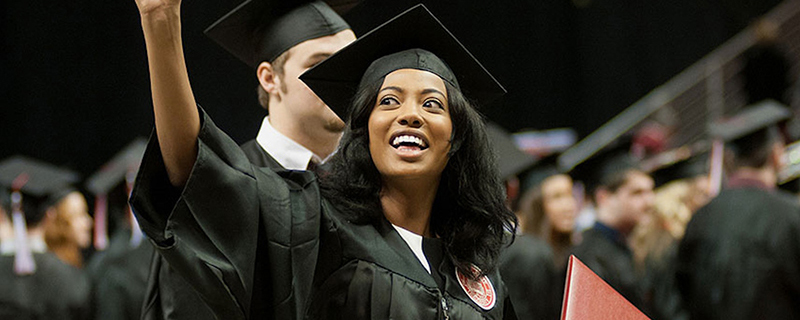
{"left": 134, "top": 0, "right": 200, "bottom": 187}
{"left": 134, "top": 0, "right": 181, "bottom": 16}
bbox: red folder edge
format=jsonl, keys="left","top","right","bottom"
{"left": 560, "top": 255, "right": 650, "bottom": 320}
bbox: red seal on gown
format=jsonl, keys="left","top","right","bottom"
{"left": 455, "top": 265, "right": 496, "bottom": 310}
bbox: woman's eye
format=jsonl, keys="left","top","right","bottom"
{"left": 379, "top": 97, "right": 399, "bottom": 105}
{"left": 423, "top": 99, "right": 444, "bottom": 109}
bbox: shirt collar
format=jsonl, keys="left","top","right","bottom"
{"left": 726, "top": 173, "right": 775, "bottom": 191}
{"left": 391, "top": 224, "right": 431, "bottom": 274}
{"left": 256, "top": 116, "right": 326, "bottom": 170}
{"left": 593, "top": 221, "right": 628, "bottom": 249}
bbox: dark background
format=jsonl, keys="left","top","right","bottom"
{"left": 0, "top": 0, "right": 782, "bottom": 177}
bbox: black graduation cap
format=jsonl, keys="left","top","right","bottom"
{"left": 300, "top": 4, "right": 506, "bottom": 120}
{"left": 562, "top": 135, "right": 640, "bottom": 196}
{"left": 486, "top": 122, "right": 537, "bottom": 180}
{"left": 86, "top": 138, "right": 147, "bottom": 197}
{"left": 0, "top": 156, "right": 79, "bottom": 225}
{"left": 708, "top": 99, "right": 790, "bottom": 142}
{"left": 85, "top": 138, "right": 147, "bottom": 250}
{"left": 519, "top": 155, "right": 562, "bottom": 196}
{"left": 205, "top": 0, "right": 351, "bottom": 68}
{"left": 646, "top": 146, "right": 710, "bottom": 188}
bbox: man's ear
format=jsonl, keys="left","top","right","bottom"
{"left": 257, "top": 61, "right": 281, "bottom": 98}
{"left": 595, "top": 187, "right": 610, "bottom": 207}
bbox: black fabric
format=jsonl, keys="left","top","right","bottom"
{"left": 300, "top": 4, "right": 505, "bottom": 120}
{"left": 498, "top": 234, "right": 559, "bottom": 320}
{"left": 570, "top": 224, "right": 647, "bottom": 314}
{"left": 677, "top": 187, "right": 800, "bottom": 320}
{"left": 139, "top": 139, "right": 279, "bottom": 320}
{"left": 130, "top": 108, "right": 516, "bottom": 319}
{"left": 0, "top": 252, "right": 90, "bottom": 320}
{"left": 88, "top": 229, "right": 154, "bottom": 320}
{"left": 0, "top": 156, "right": 79, "bottom": 224}
{"left": 204, "top": 0, "right": 350, "bottom": 67}
{"left": 638, "top": 243, "right": 688, "bottom": 320}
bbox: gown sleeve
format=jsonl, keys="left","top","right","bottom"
{"left": 130, "top": 107, "right": 288, "bottom": 320}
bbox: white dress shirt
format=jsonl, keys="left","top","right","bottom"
{"left": 255, "top": 116, "right": 329, "bottom": 170}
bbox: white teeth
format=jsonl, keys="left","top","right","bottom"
{"left": 392, "top": 135, "right": 426, "bottom": 148}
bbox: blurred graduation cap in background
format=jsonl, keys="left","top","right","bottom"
{"left": 560, "top": 133, "right": 641, "bottom": 199}
{"left": 512, "top": 128, "right": 578, "bottom": 194}
{"left": 301, "top": 4, "right": 506, "bottom": 120}
{"left": 644, "top": 142, "right": 711, "bottom": 188}
{"left": 708, "top": 99, "right": 790, "bottom": 144}
{"left": 85, "top": 138, "right": 148, "bottom": 250}
{"left": 706, "top": 99, "right": 790, "bottom": 194}
{"left": 486, "top": 122, "right": 537, "bottom": 181}
{"left": 0, "top": 156, "right": 79, "bottom": 275}
{"left": 485, "top": 122, "right": 537, "bottom": 211}
{"left": 205, "top": 0, "right": 353, "bottom": 68}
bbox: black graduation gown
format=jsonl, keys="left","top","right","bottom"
{"left": 639, "top": 243, "right": 687, "bottom": 320}
{"left": 89, "top": 229, "right": 154, "bottom": 320}
{"left": 570, "top": 223, "right": 646, "bottom": 313}
{"left": 139, "top": 139, "right": 277, "bottom": 320}
{"left": 0, "top": 252, "right": 91, "bottom": 320}
{"left": 130, "top": 108, "right": 515, "bottom": 319}
{"left": 498, "top": 234, "right": 559, "bottom": 320}
{"left": 676, "top": 187, "right": 800, "bottom": 320}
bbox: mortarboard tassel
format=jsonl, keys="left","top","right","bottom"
{"left": 126, "top": 169, "right": 143, "bottom": 247}
{"left": 11, "top": 173, "right": 35, "bottom": 275}
{"left": 93, "top": 194, "right": 108, "bottom": 250}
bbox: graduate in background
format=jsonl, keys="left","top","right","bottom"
{"left": 43, "top": 188, "right": 92, "bottom": 269}
{"left": 677, "top": 100, "right": 800, "bottom": 319}
{"left": 567, "top": 138, "right": 654, "bottom": 315}
{"left": 84, "top": 138, "right": 152, "bottom": 320}
{"left": 516, "top": 155, "right": 577, "bottom": 271}
{"left": 0, "top": 156, "right": 90, "bottom": 319}
{"left": 629, "top": 147, "right": 710, "bottom": 320}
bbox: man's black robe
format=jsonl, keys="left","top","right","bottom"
{"left": 570, "top": 223, "right": 646, "bottom": 313}
{"left": 130, "top": 108, "right": 516, "bottom": 319}
{"left": 677, "top": 187, "right": 800, "bottom": 319}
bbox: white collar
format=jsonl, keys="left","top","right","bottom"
{"left": 256, "top": 116, "right": 327, "bottom": 170}
{"left": 392, "top": 224, "right": 431, "bottom": 274}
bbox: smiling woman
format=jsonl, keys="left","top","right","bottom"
{"left": 130, "top": 3, "right": 518, "bottom": 320}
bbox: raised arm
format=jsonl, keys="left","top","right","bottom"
{"left": 135, "top": 0, "right": 199, "bottom": 187}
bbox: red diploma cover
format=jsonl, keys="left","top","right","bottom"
{"left": 560, "top": 255, "right": 649, "bottom": 320}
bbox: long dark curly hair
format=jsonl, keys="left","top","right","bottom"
{"left": 320, "top": 74, "right": 517, "bottom": 278}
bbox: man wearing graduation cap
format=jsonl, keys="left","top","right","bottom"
{"left": 134, "top": 0, "right": 355, "bottom": 318}
{"left": 563, "top": 137, "right": 654, "bottom": 314}
{"left": 0, "top": 156, "right": 91, "bottom": 319}
{"left": 677, "top": 100, "right": 800, "bottom": 319}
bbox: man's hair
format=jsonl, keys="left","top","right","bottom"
{"left": 257, "top": 50, "right": 291, "bottom": 110}
{"left": 601, "top": 168, "right": 640, "bottom": 194}
{"left": 320, "top": 76, "right": 517, "bottom": 279}
{"left": 728, "top": 126, "right": 781, "bottom": 169}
